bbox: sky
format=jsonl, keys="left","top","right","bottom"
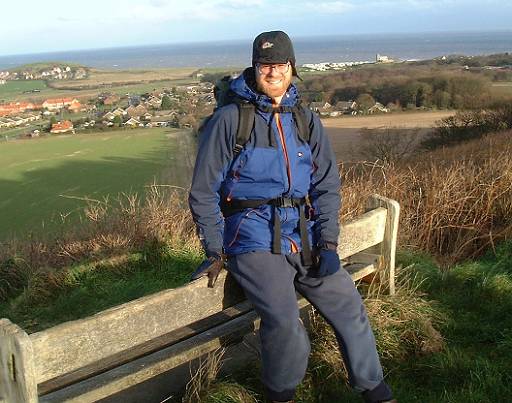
{"left": 2, "top": 0, "right": 512, "bottom": 56}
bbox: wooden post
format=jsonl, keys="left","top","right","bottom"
{"left": 366, "top": 195, "right": 400, "bottom": 295}
{"left": 0, "top": 319, "right": 38, "bottom": 403}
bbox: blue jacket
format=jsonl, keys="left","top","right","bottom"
{"left": 189, "top": 69, "right": 341, "bottom": 256}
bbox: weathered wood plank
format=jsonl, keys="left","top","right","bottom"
{"left": 40, "top": 299, "right": 311, "bottom": 403}
{"left": 345, "top": 262, "right": 376, "bottom": 282}
{"left": 38, "top": 262, "right": 376, "bottom": 399}
{"left": 366, "top": 195, "right": 400, "bottom": 295}
{"left": 0, "top": 319, "right": 38, "bottom": 403}
{"left": 30, "top": 272, "right": 244, "bottom": 385}
{"left": 37, "top": 301, "right": 253, "bottom": 396}
{"left": 338, "top": 207, "right": 387, "bottom": 259}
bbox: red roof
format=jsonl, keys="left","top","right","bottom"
{"left": 51, "top": 120, "right": 73, "bottom": 131}
{"left": 44, "top": 98, "right": 74, "bottom": 105}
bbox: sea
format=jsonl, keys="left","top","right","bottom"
{"left": 0, "top": 31, "right": 511, "bottom": 70}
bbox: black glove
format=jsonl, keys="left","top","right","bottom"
{"left": 312, "top": 243, "right": 340, "bottom": 278}
{"left": 190, "top": 253, "right": 225, "bottom": 288}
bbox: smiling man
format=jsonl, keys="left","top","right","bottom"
{"left": 189, "top": 31, "right": 396, "bottom": 403}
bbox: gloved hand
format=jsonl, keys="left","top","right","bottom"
{"left": 190, "top": 253, "right": 225, "bottom": 288}
{"left": 313, "top": 247, "right": 341, "bottom": 278}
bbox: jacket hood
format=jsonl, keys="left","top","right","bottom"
{"left": 230, "top": 67, "right": 299, "bottom": 111}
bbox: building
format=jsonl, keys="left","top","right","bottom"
{"left": 50, "top": 120, "right": 75, "bottom": 134}
{"left": 42, "top": 98, "right": 76, "bottom": 111}
{"left": 67, "top": 99, "right": 83, "bottom": 113}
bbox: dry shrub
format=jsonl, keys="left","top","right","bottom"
{"left": 341, "top": 130, "right": 512, "bottom": 262}
{"left": 0, "top": 185, "right": 200, "bottom": 302}
{"left": 308, "top": 266, "right": 445, "bottom": 381}
{"left": 182, "top": 349, "right": 257, "bottom": 403}
{"left": 183, "top": 349, "right": 226, "bottom": 403}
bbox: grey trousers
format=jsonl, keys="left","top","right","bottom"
{"left": 228, "top": 251, "right": 392, "bottom": 402}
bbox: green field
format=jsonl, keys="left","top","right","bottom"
{"left": 0, "top": 127, "right": 195, "bottom": 239}
{"left": 0, "top": 80, "right": 48, "bottom": 100}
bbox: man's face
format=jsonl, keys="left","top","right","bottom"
{"left": 255, "top": 62, "right": 293, "bottom": 101}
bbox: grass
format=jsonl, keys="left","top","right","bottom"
{"left": 0, "top": 245, "right": 202, "bottom": 333}
{"left": 174, "top": 242, "right": 512, "bottom": 403}
{"left": 0, "top": 80, "right": 48, "bottom": 100}
{"left": 0, "top": 127, "right": 193, "bottom": 239}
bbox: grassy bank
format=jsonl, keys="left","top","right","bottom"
{"left": 0, "top": 127, "right": 193, "bottom": 239}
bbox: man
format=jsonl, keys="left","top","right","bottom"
{"left": 189, "top": 31, "right": 396, "bottom": 403}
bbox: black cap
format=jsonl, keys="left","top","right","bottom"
{"left": 252, "top": 31, "right": 297, "bottom": 75}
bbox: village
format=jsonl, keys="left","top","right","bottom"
{"left": 0, "top": 81, "right": 219, "bottom": 138}
{"left": 0, "top": 79, "right": 388, "bottom": 139}
{"left": 0, "top": 64, "right": 88, "bottom": 84}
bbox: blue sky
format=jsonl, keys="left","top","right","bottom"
{"left": 2, "top": 0, "right": 511, "bottom": 56}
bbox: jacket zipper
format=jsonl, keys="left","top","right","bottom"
{"left": 274, "top": 112, "right": 292, "bottom": 193}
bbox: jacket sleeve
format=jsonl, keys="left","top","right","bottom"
{"left": 307, "top": 111, "right": 341, "bottom": 247}
{"left": 188, "top": 107, "right": 236, "bottom": 255}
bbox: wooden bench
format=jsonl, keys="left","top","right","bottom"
{"left": 0, "top": 194, "right": 399, "bottom": 403}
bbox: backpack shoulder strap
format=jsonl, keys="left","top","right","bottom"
{"left": 292, "top": 102, "right": 313, "bottom": 144}
{"left": 234, "top": 101, "right": 255, "bottom": 156}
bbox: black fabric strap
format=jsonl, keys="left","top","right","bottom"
{"left": 272, "top": 206, "right": 281, "bottom": 254}
{"left": 234, "top": 102, "right": 255, "bottom": 156}
{"left": 222, "top": 197, "right": 311, "bottom": 261}
{"left": 299, "top": 205, "right": 312, "bottom": 266}
{"left": 292, "top": 104, "right": 311, "bottom": 143}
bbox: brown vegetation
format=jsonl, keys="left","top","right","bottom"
{"left": 340, "top": 130, "right": 512, "bottom": 262}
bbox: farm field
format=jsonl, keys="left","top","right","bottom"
{"left": 322, "top": 110, "right": 455, "bottom": 161}
{"left": 0, "top": 80, "right": 48, "bottom": 100}
{"left": 0, "top": 127, "right": 195, "bottom": 240}
{"left": 0, "top": 67, "right": 201, "bottom": 102}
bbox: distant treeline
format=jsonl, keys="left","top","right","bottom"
{"left": 300, "top": 69, "right": 499, "bottom": 110}
{"left": 198, "top": 54, "right": 512, "bottom": 111}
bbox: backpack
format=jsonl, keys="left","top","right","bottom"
{"left": 207, "top": 75, "right": 313, "bottom": 156}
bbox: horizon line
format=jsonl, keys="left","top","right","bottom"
{"left": 2, "top": 28, "right": 511, "bottom": 59}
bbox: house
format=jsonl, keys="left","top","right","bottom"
{"left": 368, "top": 102, "right": 389, "bottom": 114}
{"left": 103, "top": 95, "right": 120, "bottom": 106}
{"left": 0, "top": 102, "right": 38, "bottom": 116}
{"left": 309, "top": 102, "right": 332, "bottom": 113}
{"left": 376, "top": 54, "right": 394, "bottom": 63}
{"left": 145, "top": 96, "right": 162, "bottom": 109}
{"left": 50, "top": 120, "right": 75, "bottom": 134}
{"left": 141, "top": 112, "right": 153, "bottom": 122}
{"left": 126, "top": 105, "right": 147, "bottom": 118}
{"left": 103, "top": 112, "right": 117, "bottom": 121}
{"left": 112, "top": 108, "right": 126, "bottom": 117}
{"left": 334, "top": 101, "right": 357, "bottom": 114}
{"left": 43, "top": 98, "right": 76, "bottom": 111}
{"left": 67, "top": 100, "right": 83, "bottom": 113}
{"left": 124, "top": 117, "right": 142, "bottom": 127}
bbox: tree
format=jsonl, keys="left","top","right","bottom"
{"left": 161, "top": 95, "right": 172, "bottom": 110}
{"left": 356, "top": 93, "right": 375, "bottom": 113}
{"left": 433, "top": 90, "right": 451, "bottom": 109}
{"left": 358, "top": 127, "right": 420, "bottom": 163}
{"left": 113, "top": 115, "right": 122, "bottom": 127}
